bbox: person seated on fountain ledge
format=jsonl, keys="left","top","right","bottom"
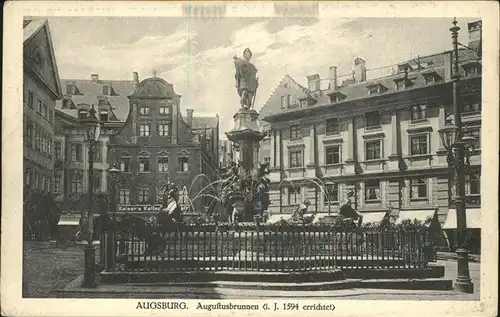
{"left": 337, "top": 190, "right": 363, "bottom": 227}
{"left": 234, "top": 48, "right": 259, "bottom": 110}
{"left": 291, "top": 200, "right": 312, "bottom": 222}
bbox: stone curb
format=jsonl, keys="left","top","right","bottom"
{"left": 436, "top": 252, "right": 481, "bottom": 263}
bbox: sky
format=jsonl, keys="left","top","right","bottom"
{"left": 46, "top": 17, "right": 476, "bottom": 134}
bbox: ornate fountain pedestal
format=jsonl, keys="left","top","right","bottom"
{"left": 225, "top": 108, "right": 265, "bottom": 221}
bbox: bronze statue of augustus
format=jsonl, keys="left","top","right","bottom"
{"left": 234, "top": 48, "right": 259, "bottom": 109}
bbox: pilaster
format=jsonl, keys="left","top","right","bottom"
{"left": 388, "top": 111, "right": 401, "bottom": 170}
{"left": 344, "top": 117, "right": 356, "bottom": 174}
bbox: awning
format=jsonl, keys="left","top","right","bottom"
{"left": 361, "top": 211, "right": 388, "bottom": 225}
{"left": 395, "top": 209, "right": 437, "bottom": 226}
{"left": 57, "top": 214, "right": 80, "bottom": 226}
{"left": 442, "top": 208, "right": 481, "bottom": 229}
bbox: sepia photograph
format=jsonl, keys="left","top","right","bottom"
{"left": 2, "top": 1, "right": 499, "bottom": 316}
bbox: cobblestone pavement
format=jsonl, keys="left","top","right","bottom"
{"left": 22, "top": 242, "right": 99, "bottom": 298}
{"left": 23, "top": 242, "right": 480, "bottom": 301}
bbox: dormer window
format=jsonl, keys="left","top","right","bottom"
{"left": 422, "top": 71, "right": 443, "bottom": 85}
{"left": 366, "top": 83, "right": 387, "bottom": 96}
{"left": 99, "top": 111, "right": 108, "bottom": 122}
{"left": 66, "top": 83, "right": 75, "bottom": 95}
{"left": 78, "top": 109, "right": 88, "bottom": 119}
{"left": 62, "top": 98, "right": 70, "bottom": 109}
{"left": 462, "top": 61, "right": 481, "bottom": 77}
{"left": 394, "top": 77, "right": 413, "bottom": 91}
{"left": 102, "top": 85, "right": 110, "bottom": 95}
{"left": 328, "top": 91, "right": 346, "bottom": 103}
{"left": 398, "top": 63, "right": 413, "bottom": 73}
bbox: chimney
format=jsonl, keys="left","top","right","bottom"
{"left": 306, "top": 74, "right": 320, "bottom": 91}
{"left": 132, "top": 72, "right": 139, "bottom": 94}
{"left": 91, "top": 74, "right": 99, "bottom": 82}
{"left": 329, "top": 66, "right": 338, "bottom": 90}
{"left": 186, "top": 109, "right": 194, "bottom": 127}
{"left": 467, "top": 20, "right": 482, "bottom": 54}
{"left": 354, "top": 57, "right": 366, "bottom": 83}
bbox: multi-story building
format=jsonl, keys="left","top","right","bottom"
{"left": 53, "top": 73, "right": 134, "bottom": 211}
{"left": 259, "top": 21, "right": 482, "bottom": 235}
{"left": 23, "top": 19, "right": 63, "bottom": 193}
{"left": 108, "top": 74, "right": 220, "bottom": 213}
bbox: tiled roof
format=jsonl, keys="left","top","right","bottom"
{"left": 192, "top": 116, "right": 219, "bottom": 129}
{"left": 56, "top": 79, "right": 135, "bottom": 122}
{"left": 261, "top": 48, "right": 480, "bottom": 121}
{"left": 131, "top": 77, "right": 180, "bottom": 99}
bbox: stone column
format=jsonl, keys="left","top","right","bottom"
{"left": 388, "top": 111, "right": 400, "bottom": 170}
{"left": 276, "top": 129, "right": 281, "bottom": 169}
{"left": 270, "top": 129, "right": 275, "bottom": 169}
{"left": 344, "top": 117, "right": 356, "bottom": 174}
{"left": 308, "top": 124, "right": 316, "bottom": 165}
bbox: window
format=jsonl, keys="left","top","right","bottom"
{"left": 93, "top": 142, "right": 102, "bottom": 162}
{"left": 410, "top": 178, "right": 427, "bottom": 199}
{"left": 139, "top": 106, "right": 150, "bottom": 115}
{"left": 465, "top": 172, "right": 480, "bottom": 195}
{"left": 325, "top": 145, "right": 341, "bottom": 164}
{"left": 410, "top": 135, "right": 428, "bottom": 155}
{"left": 27, "top": 90, "right": 34, "bottom": 108}
{"left": 464, "top": 129, "right": 481, "bottom": 147}
{"left": 288, "top": 187, "right": 301, "bottom": 205}
{"left": 43, "top": 104, "right": 48, "bottom": 119}
{"left": 37, "top": 99, "right": 42, "bottom": 113}
{"left": 54, "top": 142, "right": 62, "bottom": 159}
{"left": 48, "top": 109, "right": 53, "bottom": 123}
{"left": 138, "top": 189, "right": 149, "bottom": 204}
{"left": 25, "top": 168, "right": 32, "bottom": 187}
{"left": 119, "top": 189, "right": 130, "bottom": 205}
{"left": 62, "top": 99, "right": 70, "bottom": 108}
{"left": 395, "top": 80, "right": 404, "bottom": 91}
{"left": 411, "top": 105, "right": 427, "bottom": 121}
{"left": 464, "top": 65, "right": 481, "bottom": 77}
{"left": 35, "top": 131, "right": 40, "bottom": 151}
{"left": 102, "top": 85, "right": 110, "bottom": 95}
{"left": 289, "top": 124, "right": 301, "bottom": 140}
{"left": 365, "top": 179, "right": 380, "bottom": 201}
{"left": 71, "top": 171, "right": 83, "bottom": 193}
{"left": 139, "top": 124, "right": 150, "bottom": 136}
{"left": 368, "top": 86, "right": 379, "bottom": 95}
{"left": 120, "top": 157, "right": 131, "bottom": 172}
{"left": 78, "top": 110, "right": 88, "bottom": 119}
{"left": 48, "top": 177, "right": 52, "bottom": 193}
{"left": 99, "top": 113, "right": 108, "bottom": 122}
{"left": 281, "top": 94, "right": 292, "bottom": 108}
{"left": 366, "top": 111, "right": 381, "bottom": 128}
{"left": 264, "top": 156, "right": 271, "bottom": 163}
{"left": 54, "top": 174, "right": 61, "bottom": 193}
{"left": 325, "top": 183, "right": 339, "bottom": 204}
{"left": 35, "top": 172, "right": 40, "bottom": 189}
{"left": 159, "top": 106, "right": 171, "bottom": 114}
{"left": 325, "top": 118, "right": 339, "bottom": 135}
{"left": 139, "top": 157, "right": 150, "bottom": 172}
{"left": 41, "top": 134, "right": 46, "bottom": 154}
{"left": 289, "top": 150, "right": 303, "bottom": 168}
{"left": 178, "top": 157, "right": 189, "bottom": 172}
{"left": 365, "top": 140, "right": 381, "bottom": 160}
{"left": 66, "top": 83, "right": 74, "bottom": 95}
{"left": 158, "top": 157, "right": 169, "bottom": 172}
{"left": 158, "top": 124, "right": 170, "bottom": 136}
{"left": 281, "top": 95, "right": 286, "bottom": 108}
{"left": 93, "top": 171, "right": 102, "bottom": 193}
{"left": 461, "top": 102, "right": 481, "bottom": 114}
{"left": 42, "top": 175, "right": 46, "bottom": 191}
{"left": 25, "top": 122, "right": 33, "bottom": 147}
{"left": 71, "top": 143, "right": 82, "bottom": 161}
{"left": 47, "top": 139, "right": 52, "bottom": 156}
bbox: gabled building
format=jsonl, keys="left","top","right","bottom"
{"left": 23, "top": 19, "right": 63, "bottom": 193}
{"left": 258, "top": 20, "right": 482, "bottom": 239}
{"left": 108, "top": 74, "right": 219, "bottom": 214}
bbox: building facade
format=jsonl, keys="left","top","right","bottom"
{"left": 259, "top": 21, "right": 482, "bottom": 229}
{"left": 108, "top": 75, "right": 220, "bottom": 213}
{"left": 23, "top": 20, "right": 63, "bottom": 193}
{"left": 53, "top": 73, "right": 134, "bottom": 210}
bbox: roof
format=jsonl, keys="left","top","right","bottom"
{"left": 261, "top": 48, "right": 480, "bottom": 121}
{"left": 56, "top": 79, "right": 135, "bottom": 121}
{"left": 443, "top": 208, "right": 481, "bottom": 229}
{"left": 192, "top": 116, "right": 219, "bottom": 129}
{"left": 132, "top": 77, "right": 180, "bottom": 99}
{"left": 24, "top": 19, "right": 63, "bottom": 98}
{"left": 259, "top": 74, "right": 309, "bottom": 118}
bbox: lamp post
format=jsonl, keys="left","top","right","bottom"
{"left": 80, "top": 104, "right": 101, "bottom": 288}
{"left": 104, "top": 165, "right": 120, "bottom": 272}
{"left": 437, "top": 19, "right": 476, "bottom": 294}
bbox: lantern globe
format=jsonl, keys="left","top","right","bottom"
{"left": 438, "top": 125, "right": 459, "bottom": 150}
{"left": 80, "top": 104, "right": 101, "bottom": 142}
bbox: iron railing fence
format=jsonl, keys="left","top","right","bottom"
{"left": 106, "top": 225, "right": 434, "bottom": 272}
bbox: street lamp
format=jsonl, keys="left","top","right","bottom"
{"left": 104, "top": 165, "right": 120, "bottom": 272}
{"left": 436, "top": 18, "right": 477, "bottom": 294}
{"left": 80, "top": 104, "right": 101, "bottom": 288}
